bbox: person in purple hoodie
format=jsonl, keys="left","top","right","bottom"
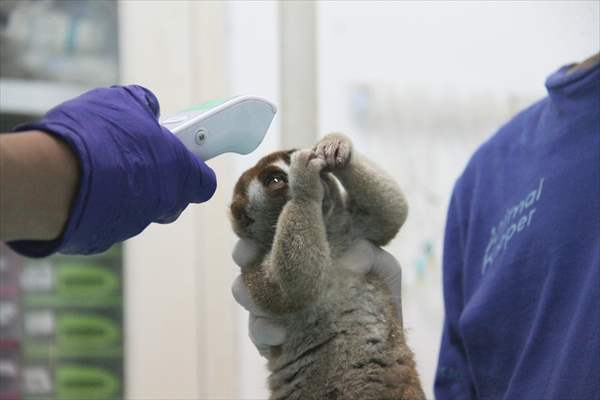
{"left": 0, "top": 85, "right": 217, "bottom": 257}
{"left": 435, "top": 53, "right": 600, "bottom": 399}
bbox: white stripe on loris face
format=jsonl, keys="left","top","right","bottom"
{"left": 247, "top": 178, "right": 264, "bottom": 204}
{"left": 271, "top": 159, "right": 290, "bottom": 174}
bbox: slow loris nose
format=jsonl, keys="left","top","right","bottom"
{"left": 231, "top": 199, "right": 253, "bottom": 227}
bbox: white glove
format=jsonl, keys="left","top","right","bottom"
{"left": 231, "top": 238, "right": 404, "bottom": 356}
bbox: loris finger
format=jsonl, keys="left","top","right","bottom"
{"left": 335, "top": 142, "right": 352, "bottom": 168}
{"left": 313, "top": 143, "right": 326, "bottom": 161}
{"left": 325, "top": 142, "right": 338, "bottom": 167}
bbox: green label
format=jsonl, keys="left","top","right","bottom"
{"left": 182, "top": 97, "right": 232, "bottom": 113}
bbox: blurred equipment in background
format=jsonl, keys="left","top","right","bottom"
{"left": 0, "top": 244, "right": 124, "bottom": 400}
{"left": 0, "top": 0, "right": 118, "bottom": 85}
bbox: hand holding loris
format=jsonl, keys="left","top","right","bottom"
{"left": 232, "top": 237, "right": 405, "bottom": 356}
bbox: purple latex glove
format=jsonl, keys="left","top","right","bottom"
{"left": 8, "top": 85, "right": 216, "bottom": 257}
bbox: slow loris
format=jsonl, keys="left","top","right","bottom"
{"left": 230, "top": 133, "right": 425, "bottom": 400}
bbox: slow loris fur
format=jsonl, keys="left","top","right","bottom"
{"left": 230, "top": 133, "right": 425, "bottom": 400}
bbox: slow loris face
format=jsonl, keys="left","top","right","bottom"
{"left": 230, "top": 150, "right": 293, "bottom": 245}
{"left": 230, "top": 150, "right": 341, "bottom": 249}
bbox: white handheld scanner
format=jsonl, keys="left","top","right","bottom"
{"left": 160, "top": 95, "right": 277, "bottom": 161}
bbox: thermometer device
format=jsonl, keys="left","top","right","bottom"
{"left": 161, "top": 95, "right": 277, "bottom": 161}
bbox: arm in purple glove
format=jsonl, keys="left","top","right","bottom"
{"left": 1, "top": 85, "right": 216, "bottom": 257}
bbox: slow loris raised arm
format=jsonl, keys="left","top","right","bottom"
{"left": 230, "top": 133, "right": 425, "bottom": 400}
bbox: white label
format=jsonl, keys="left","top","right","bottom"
{"left": 21, "top": 262, "right": 54, "bottom": 292}
{"left": 24, "top": 310, "right": 55, "bottom": 336}
{"left": 0, "top": 301, "right": 18, "bottom": 326}
{"left": 23, "top": 366, "right": 53, "bottom": 394}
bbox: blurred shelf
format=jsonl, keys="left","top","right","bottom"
{"left": 0, "top": 78, "right": 91, "bottom": 116}
{"left": 23, "top": 294, "right": 123, "bottom": 309}
{"left": 23, "top": 343, "right": 123, "bottom": 360}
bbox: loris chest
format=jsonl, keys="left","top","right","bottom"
{"left": 265, "top": 268, "right": 410, "bottom": 400}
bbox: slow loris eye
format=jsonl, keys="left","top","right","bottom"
{"left": 265, "top": 174, "right": 287, "bottom": 190}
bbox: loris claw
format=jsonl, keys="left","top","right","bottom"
{"left": 313, "top": 132, "right": 353, "bottom": 171}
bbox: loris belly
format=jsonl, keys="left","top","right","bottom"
{"left": 230, "top": 133, "right": 424, "bottom": 399}
{"left": 265, "top": 252, "right": 423, "bottom": 400}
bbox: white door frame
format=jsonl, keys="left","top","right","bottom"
{"left": 120, "top": 1, "right": 234, "bottom": 399}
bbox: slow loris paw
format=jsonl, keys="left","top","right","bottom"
{"left": 289, "top": 149, "right": 326, "bottom": 202}
{"left": 313, "top": 133, "right": 353, "bottom": 171}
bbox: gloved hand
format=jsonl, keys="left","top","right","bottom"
{"left": 8, "top": 85, "right": 216, "bottom": 257}
{"left": 231, "top": 238, "right": 404, "bottom": 357}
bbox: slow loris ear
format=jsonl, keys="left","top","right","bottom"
{"left": 284, "top": 149, "right": 297, "bottom": 164}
